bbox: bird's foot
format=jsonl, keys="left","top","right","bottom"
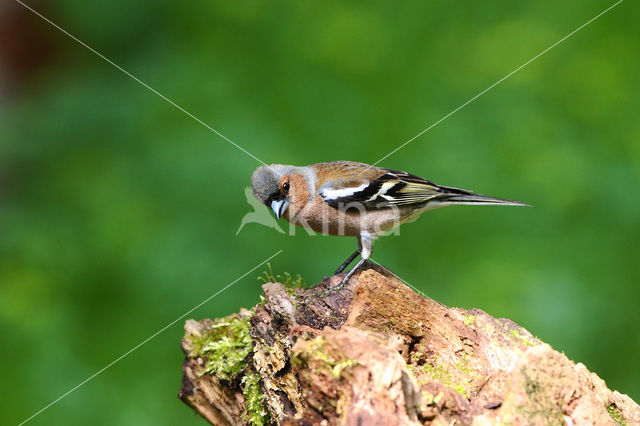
{"left": 320, "top": 276, "right": 349, "bottom": 297}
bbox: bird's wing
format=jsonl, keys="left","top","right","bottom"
{"left": 314, "top": 162, "right": 473, "bottom": 210}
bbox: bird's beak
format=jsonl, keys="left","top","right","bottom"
{"left": 270, "top": 199, "right": 290, "bottom": 219}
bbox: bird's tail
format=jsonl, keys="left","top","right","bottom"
{"left": 434, "top": 193, "right": 530, "bottom": 207}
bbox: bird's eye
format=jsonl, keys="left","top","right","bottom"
{"left": 283, "top": 182, "right": 290, "bottom": 192}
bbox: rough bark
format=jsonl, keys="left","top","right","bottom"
{"left": 179, "top": 262, "right": 639, "bottom": 425}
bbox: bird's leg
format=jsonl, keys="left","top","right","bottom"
{"left": 333, "top": 238, "right": 362, "bottom": 275}
{"left": 323, "top": 234, "right": 373, "bottom": 295}
{"left": 334, "top": 250, "right": 359, "bottom": 275}
{"left": 335, "top": 257, "right": 367, "bottom": 289}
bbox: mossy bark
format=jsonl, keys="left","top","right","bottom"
{"left": 179, "top": 263, "right": 639, "bottom": 425}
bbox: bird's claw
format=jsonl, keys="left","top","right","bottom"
{"left": 320, "top": 276, "right": 349, "bottom": 297}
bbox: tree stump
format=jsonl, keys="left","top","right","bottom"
{"left": 178, "top": 263, "right": 639, "bottom": 425}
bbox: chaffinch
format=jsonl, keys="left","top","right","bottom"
{"left": 251, "top": 161, "right": 527, "bottom": 293}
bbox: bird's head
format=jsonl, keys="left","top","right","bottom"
{"left": 251, "top": 164, "right": 295, "bottom": 219}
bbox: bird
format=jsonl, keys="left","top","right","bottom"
{"left": 250, "top": 161, "right": 528, "bottom": 294}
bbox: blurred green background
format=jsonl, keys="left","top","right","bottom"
{"left": 1, "top": 0, "right": 638, "bottom": 424}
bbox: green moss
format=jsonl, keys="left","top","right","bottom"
{"left": 455, "top": 354, "right": 477, "bottom": 377}
{"left": 510, "top": 329, "right": 538, "bottom": 346}
{"left": 187, "top": 314, "right": 269, "bottom": 424}
{"left": 423, "top": 361, "right": 468, "bottom": 398}
{"left": 463, "top": 314, "right": 476, "bottom": 326}
{"left": 422, "top": 355, "right": 479, "bottom": 399}
{"left": 189, "top": 314, "right": 252, "bottom": 381}
{"left": 331, "top": 359, "right": 360, "bottom": 379}
{"left": 301, "top": 336, "right": 333, "bottom": 364}
{"left": 606, "top": 403, "right": 626, "bottom": 425}
{"left": 453, "top": 384, "right": 468, "bottom": 398}
{"left": 421, "top": 390, "right": 444, "bottom": 407}
{"left": 242, "top": 372, "right": 269, "bottom": 426}
{"left": 258, "top": 262, "right": 304, "bottom": 294}
{"left": 294, "top": 336, "right": 359, "bottom": 379}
